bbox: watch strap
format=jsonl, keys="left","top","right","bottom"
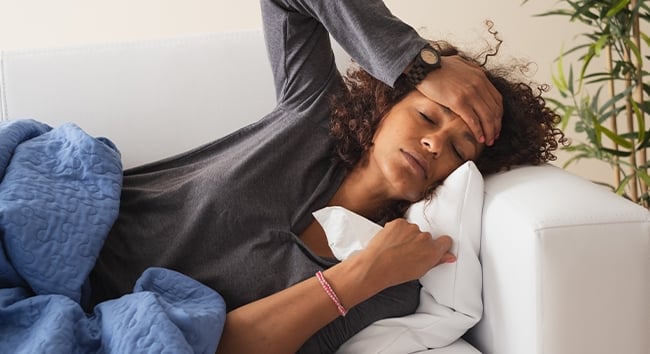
{"left": 404, "top": 44, "right": 441, "bottom": 86}
{"left": 405, "top": 62, "right": 431, "bottom": 86}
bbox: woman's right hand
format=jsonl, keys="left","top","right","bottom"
{"left": 415, "top": 55, "right": 503, "bottom": 146}
{"left": 358, "top": 218, "right": 455, "bottom": 291}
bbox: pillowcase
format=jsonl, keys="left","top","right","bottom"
{"left": 313, "top": 161, "right": 484, "bottom": 352}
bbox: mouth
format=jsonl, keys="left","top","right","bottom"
{"left": 400, "top": 149, "right": 428, "bottom": 180}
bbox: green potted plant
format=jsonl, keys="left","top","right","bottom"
{"left": 525, "top": 0, "right": 649, "bottom": 208}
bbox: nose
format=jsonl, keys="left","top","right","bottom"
{"left": 421, "top": 133, "right": 443, "bottom": 158}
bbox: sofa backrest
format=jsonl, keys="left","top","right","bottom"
{"left": 0, "top": 30, "right": 350, "bottom": 168}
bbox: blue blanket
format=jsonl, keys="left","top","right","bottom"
{"left": 0, "top": 119, "right": 226, "bottom": 353}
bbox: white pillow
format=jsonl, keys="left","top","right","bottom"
{"left": 313, "top": 161, "right": 484, "bottom": 353}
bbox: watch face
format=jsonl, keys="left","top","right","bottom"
{"left": 421, "top": 48, "right": 440, "bottom": 65}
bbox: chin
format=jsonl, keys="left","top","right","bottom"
{"left": 391, "top": 175, "right": 427, "bottom": 203}
{"left": 400, "top": 188, "right": 425, "bottom": 203}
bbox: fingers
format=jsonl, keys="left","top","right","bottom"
{"left": 431, "top": 235, "right": 456, "bottom": 265}
{"left": 464, "top": 92, "right": 502, "bottom": 145}
{"left": 441, "top": 252, "right": 457, "bottom": 264}
{"left": 445, "top": 62, "right": 502, "bottom": 145}
{"left": 364, "top": 220, "right": 457, "bottom": 287}
{"left": 382, "top": 219, "right": 456, "bottom": 266}
{"left": 461, "top": 72, "right": 503, "bottom": 146}
{"left": 431, "top": 234, "right": 452, "bottom": 251}
{"left": 417, "top": 55, "right": 503, "bottom": 146}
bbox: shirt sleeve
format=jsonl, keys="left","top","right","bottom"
{"left": 298, "top": 280, "right": 422, "bottom": 354}
{"left": 261, "top": 0, "right": 428, "bottom": 107}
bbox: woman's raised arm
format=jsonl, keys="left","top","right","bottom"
{"left": 262, "top": 0, "right": 501, "bottom": 144}
{"left": 261, "top": 0, "right": 426, "bottom": 104}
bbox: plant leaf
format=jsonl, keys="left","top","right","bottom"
{"left": 599, "top": 86, "right": 634, "bottom": 115}
{"left": 637, "top": 170, "right": 650, "bottom": 187}
{"left": 599, "top": 124, "right": 635, "bottom": 149}
{"left": 615, "top": 175, "right": 634, "bottom": 195}
{"left": 601, "top": 147, "right": 632, "bottom": 157}
{"left": 592, "top": 34, "right": 610, "bottom": 57}
{"left": 641, "top": 32, "right": 650, "bottom": 47}
{"left": 606, "top": 0, "right": 632, "bottom": 18}
{"left": 637, "top": 129, "right": 650, "bottom": 149}
{"left": 631, "top": 100, "right": 647, "bottom": 145}
{"left": 622, "top": 37, "right": 643, "bottom": 66}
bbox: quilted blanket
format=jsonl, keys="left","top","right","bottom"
{"left": 0, "top": 119, "right": 226, "bottom": 353}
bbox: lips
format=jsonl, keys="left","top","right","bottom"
{"left": 401, "top": 149, "right": 428, "bottom": 180}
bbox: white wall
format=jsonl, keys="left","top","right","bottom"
{"left": 0, "top": 0, "right": 612, "bottom": 184}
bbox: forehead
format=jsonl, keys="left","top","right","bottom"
{"left": 407, "top": 91, "right": 453, "bottom": 113}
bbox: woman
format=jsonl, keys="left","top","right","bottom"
{"left": 89, "top": 0, "right": 564, "bottom": 353}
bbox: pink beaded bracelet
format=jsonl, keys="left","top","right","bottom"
{"left": 315, "top": 270, "right": 348, "bottom": 317}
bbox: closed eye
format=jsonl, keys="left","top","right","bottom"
{"left": 419, "top": 112, "right": 435, "bottom": 125}
{"left": 452, "top": 144, "right": 465, "bottom": 162}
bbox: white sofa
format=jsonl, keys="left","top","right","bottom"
{"left": 1, "top": 30, "right": 649, "bottom": 354}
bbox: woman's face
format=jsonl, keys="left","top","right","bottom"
{"left": 368, "top": 90, "right": 484, "bottom": 202}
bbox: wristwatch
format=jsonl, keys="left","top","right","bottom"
{"left": 404, "top": 44, "right": 441, "bottom": 86}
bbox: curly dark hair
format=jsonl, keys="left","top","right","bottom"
{"left": 329, "top": 40, "right": 567, "bottom": 220}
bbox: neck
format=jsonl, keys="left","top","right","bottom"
{"left": 329, "top": 166, "right": 394, "bottom": 222}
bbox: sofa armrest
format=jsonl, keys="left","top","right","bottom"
{"left": 466, "top": 164, "right": 650, "bottom": 354}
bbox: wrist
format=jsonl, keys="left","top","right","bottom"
{"left": 322, "top": 252, "right": 387, "bottom": 310}
{"left": 323, "top": 254, "right": 385, "bottom": 310}
{"left": 404, "top": 44, "right": 442, "bottom": 86}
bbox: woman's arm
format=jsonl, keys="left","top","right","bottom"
{"left": 263, "top": 0, "right": 502, "bottom": 143}
{"left": 216, "top": 219, "right": 455, "bottom": 354}
{"left": 261, "top": 0, "right": 426, "bottom": 106}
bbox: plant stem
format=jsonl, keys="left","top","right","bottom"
{"left": 631, "top": 0, "right": 648, "bottom": 201}
{"left": 623, "top": 43, "right": 638, "bottom": 201}
{"left": 607, "top": 44, "right": 621, "bottom": 187}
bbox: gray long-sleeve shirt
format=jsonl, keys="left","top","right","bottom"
{"left": 91, "top": 0, "right": 429, "bottom": 351}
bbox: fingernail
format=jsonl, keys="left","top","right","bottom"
{"left": 446, "top": 256, "right": 457, "bottom": 263}
{"left": 479, "top": 135, "right": 485, "bottom": 144}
